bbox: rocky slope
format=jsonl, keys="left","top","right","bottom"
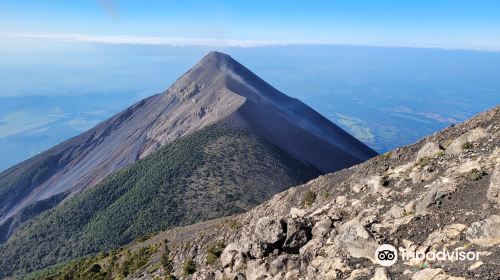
{"left": 0, "top": 51, "right": 376, "bottom": 242}
{"left": 32, "top": 105, "right": 499, "bottom": 280}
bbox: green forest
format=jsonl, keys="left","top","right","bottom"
{"left": 0, "top": 124, "right": 319, "bottom": 278}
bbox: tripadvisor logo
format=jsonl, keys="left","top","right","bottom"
{"left": 375, "top": 243, "right": 481, "bottom": 267}
{"left": 375, "top": 244, "right": 398, "bottom": 266}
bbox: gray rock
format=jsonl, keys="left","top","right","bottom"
{"left": 246, "top": 259, "right": 270, "bottom": 280}
{"left": 312, "top": 218, "right": 333, "bottom": 239}
{"left": 466, "top": 215, "right": 500, "bottom": 246}
{"left": 299, "top": 238, "right": 322, "bottom": 264}
{"left": 416, "top": 177, "right": 456, "bottom": 212}
{"left": 269, "top": 255, "right": 288, "bottom": 276}
{"left": 445, "top": 128, "right": 488, "bottom": 155}
{"left": 372, "top": 267, "right": 388, "bottom": 280}
{"left": 387, "top": 205, "right": 405, "bottom": 219}
{"left": 347, "top": 268, "right": 371, "bottom": 280}
{"left": 335, "top": 221, "right": 378, "bottom": 263}
{"left": 255, "top": 217, "right": 286, "bottom": 245}
{"left": 290, "top": 207, "right": 306, "bottom": 219}
{"left": 282, "top": 218, "right": 313, "bottom": 253}
{"left": 416, "top": 142, "right": 441, "bottom": 161}
{"left": 249, "top": 241, "right": 267, "bottom": 259}
{"left": 487, "top": 164, "right": 500, "bottom": 206}
{"left": 221, "top": 242, "right": 245, "bottom": 268}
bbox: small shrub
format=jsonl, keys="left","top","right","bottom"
{"left": 206, "top": 253, "right": 217, "bottom": 265}
{"left": 228, "top": 219, "right": 241, "bottom": 229}
{"left": 206, "top": 242, "right": 225, "bottom": 264}
{"left": 467, "top": 169, "right": 486, "bottom": 181}
{"left": 322, "top": 191, "right": 331, "bottom": 199}
{"left": 182, "top": 259, "right": 196, "bottom": 275}
{"left": 207, "top": 242, "right": 225, "bottom": 257}
{"left": 417, "top": 157, "right": 431, "bottom": 168}
{"left": 118, "top": 245, "right": 156, "bottom": 277}
{"left": 462, "top": 142, "right": 473, "bottom": 150}
{"left": 381, "top": 151, "right": 392, "bottom": 160}
{"left": 403, "top": 211, "right": 415, "bottom": 217}
{"left": 134, "top": 235, "right": 148, "bottom": 243}
{"left": 161, "top": 249, "right": 173, "bottom": 274}
{"left": 303, "top": 190, "right": 317, "bottom": 207}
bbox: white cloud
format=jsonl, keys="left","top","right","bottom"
{"left": 1, "top": 32, "right": 499, "bottom": 51}
{"left": 4, "top": 33, "right": 312, "bottom": 48}
{"left": 67, "top": 118, "right": 101, "bottom": 131}
{"left": 0, "top": 109, "right": 66, "bottom": 138}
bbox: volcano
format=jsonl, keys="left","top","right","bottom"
{"left": 0, "top": 52, "right": 376, "bottom": 244}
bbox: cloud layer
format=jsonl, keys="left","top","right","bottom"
{"left": 2, "top": 32, "right": 500, "bottom": 51}
{"left": 5, "top": 33, "right": 311, "bottom": 47}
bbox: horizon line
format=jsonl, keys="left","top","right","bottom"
{"left": 2, "top": 32, "right": 500, "bottom": 53}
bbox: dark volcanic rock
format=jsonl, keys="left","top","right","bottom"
{"left": 282, "top": 218, "right": 313, "bottom": 254}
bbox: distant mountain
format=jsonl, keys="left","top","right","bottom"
{"left": 0, "top": 52, "right": 376, "bottom": 277}
{"left": 0, "top": 51, "right": 376, "bottom": 242}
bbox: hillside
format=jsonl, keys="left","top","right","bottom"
{"left": 0, "top": 124, "right": 319, "bottom": 278}
{"left": 28, "top": 105, "right": 500, "bottom": 280}
{"left": 0, "top": 51, "right": 376, "bottom": 243}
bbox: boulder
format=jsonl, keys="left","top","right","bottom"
{"left": 371, "top": 267, "right": 388, "bottom": 280}
{"left": 424, "top": 224, "right": 466, "bottom": 248}
{"left": 444, "top": 159, "right": 481, "bottom": 176}
{"left": 221, "top": 242, "right": 246, "bottom": 268}
{"left": 335, "top": 221, "right": 378, "bottom": 263}
{"left": 283, "top": 218, "right": 313, "bottom": 254}
{"left": 269, "top": 255, "right": 288, "bottom": 276}
{"left": 290, "top": 207, "right": 306, "bottom": 219}
{"left": 246, "top": 259, "right": 270, "bottom": 280}
{"left": 445, "top": 128, "right": 488, "bottom": 155}
{"left": 322, "top": 256, "right": 349, "bottom": 277}
{"left": 487, "top": 164, "right": 500, "bottom": 206}
{"left": 416, "top": 142, "right": 442, "bottom": 161}
{"left": 312, "top": 217, "right": 333, "bottom": 239}
{"left": 466, "top": 215, "right": 500, "bottom": 246}
{"left": 347, "top": 268, "right": 371, "bottom": 280}
{"left": 255, "top": 217, "right": 286, "bottom": 245}
{"left": 409, "top": 168, "right": 433, "bottom": 184}
{"left": 416, "top": 177, "right": 457, "bottom": 212}
{"left": 299, "top": 238, "right": 321, "bottom": 264}
{"left": 387, "top": 205, "right": 405, "bottom": 219}
{"left": 284, "top": 269, "right": 300, "bottom": 280}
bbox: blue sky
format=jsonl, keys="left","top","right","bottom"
{"left": 1, "top": 0, "right": 500, "bottom": 50}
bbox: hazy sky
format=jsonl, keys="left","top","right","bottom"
{"left": 1, "top": 0, "right": 500, "bottom": 50}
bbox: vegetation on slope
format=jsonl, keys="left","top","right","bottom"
{"left": 0, "top": 151, "right": 68, "bottom": 220}
{"left": 0, "top": 124, "right": 319, "bottom": 278}
{"left": 25, "top": 243, "right": 160, "bottom": 280}
{"left": 0, "top": 191, "right": 68, "bottom": 243}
